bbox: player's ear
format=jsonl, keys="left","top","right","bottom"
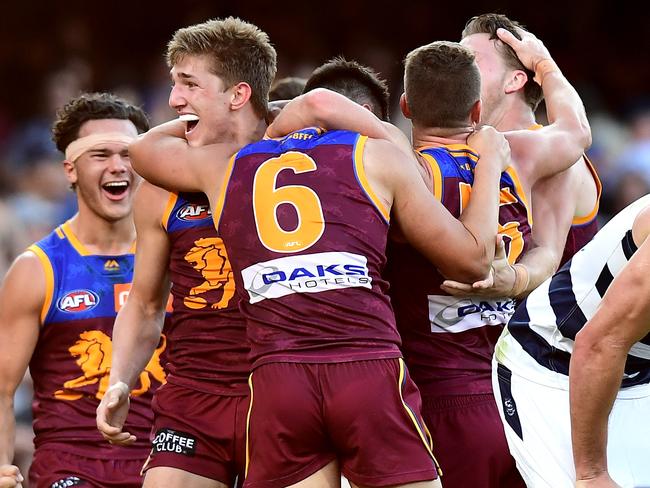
{"left": 230, "top": 82, "right": 253, "bottom": 111}
{"left": 505, "top": 69, "right": 527, "bottom": 94}
{"left": 63, "top": 159, "right": 78, "bottom": 190}
{"left": 400, "top": 93, "right": 412, "bottom": 119}
{"left": 470, "top": 99, "right": 482, "bottom": 125}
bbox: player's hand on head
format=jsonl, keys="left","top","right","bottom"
{"left": 96, "top": 381, "right": 137, "bottom": 446}
{"left": 496, "top": 27, "right": 552, "bottom": 73}
{"left": 441, "top": 235, "right": 516, "bottom": 298}
{"left": 0, "top": 464, "right": 23, "bottom": 488}
{"left": 468, "top": 125, "right": 511, "bottom": 171}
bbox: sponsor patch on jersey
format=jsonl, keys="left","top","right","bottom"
{"left": 51, "top": 476, "right": 83, "bottom": 488}
{"left": 57, "top": 290, "right": 99, "bottom": 313}
{"left": 177, "top": 202, "right": 211, "bottom": 221}
{"left": 113, "top": 283, "right": 173, "bottom": 313}
{"left": 428, "top": 295, "right": 515, "bottom": 333}
{"left": 242, "top": 251, "right": 372, "bottom": 303}
{"left": 152, "top": 428, "right": 197, "bottom": 457}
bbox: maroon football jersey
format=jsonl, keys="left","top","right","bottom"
{"left": 386, "top": 144, "right": 532, "bottom": 396}
{"left": 163, "top": 192, "right": 249, "bottom": 394}
{"left": 28, "top": 223, "right": 164, "bottom": 457}
{"left": 217, "top": 129, "right": 400, "bottom": 368}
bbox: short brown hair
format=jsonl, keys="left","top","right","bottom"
{"left": 269, "top": 77, "right": 307, "bottom": 101}
{"left": 52, "top": 92, "right": 149, "bottom": 154}
{"left": 304, "top": 57, "right": 391, "bottom": 121}
{"left": 166, "top": 17, "right": 277, "bottom": 118}
{"left": 462, "top": 13, "right": 543, "bottom": 111}
{"left": 404, "top": 41, "right": 480, "bottom": 128}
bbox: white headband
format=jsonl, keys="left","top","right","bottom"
{"left": 65, "top": 132, "right": 136, "bottom": 162}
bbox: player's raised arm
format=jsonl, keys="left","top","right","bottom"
{"left": 96, "top": 182, "right": 171, "bottom": 446}
{"left": 570, "top": 206, "right": 650, "bottom": 488}
{"left": 129, "top": 119, "right": 240, "bottom": 194}
{"left": 499, "top": 27, "right": 591, "bottom": 181}
{"left": 0, "top": 253, "right": 44, "bottom": 468}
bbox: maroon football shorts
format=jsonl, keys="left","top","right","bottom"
{"left": 244, "top": 358, "right": 439, "bottom": 488}
{"left": 421, "top": 392, "right": 525, "bottom": 488}
{"left": 29, "top": 446, "right": 147, "bottom": 487}
{"left": 142, "top": 382, "right": 248, "bottom": 485}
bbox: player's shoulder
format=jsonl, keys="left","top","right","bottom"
{"left": 632, "top": 203, "right": 650, "bottom": 246}
{"left": 134, "top": 181, "right": 172, "bottom": 221}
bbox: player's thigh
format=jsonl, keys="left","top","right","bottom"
{"left": 286, "top": 460, "right": 341, "bottom": 488}
{"left": 144, "top": 466, "right": 227, "bottom": 488}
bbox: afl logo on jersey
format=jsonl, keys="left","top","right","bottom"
{"left": 57, "top": 290, "right": 99, "bottom": 313}
{"left": 177, "top": 203, "right": 211, "bottom": 221}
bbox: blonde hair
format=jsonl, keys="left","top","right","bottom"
{"left": 167, "top": 17, "right": 277, "bottom": 117}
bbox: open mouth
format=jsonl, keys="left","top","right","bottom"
{"left": 102, "top": 181, "right": 130, "bottom": 199}
{"left": 179, "top": 113, "right": 200, "bottom": 134}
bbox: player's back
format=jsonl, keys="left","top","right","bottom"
{"left": 500, "top": 194, "right": 650, "bottom": 388}
{"left": 163, "top": 191, "right": 248, "bottom": 394}
{"left": 28, "top": 221, "right": 166, "bottom": 456}
{"left": 217, "top": 128, "right": 399, "bottom": 368}
{"left": 386, "top": 144, "right": 532, "bottom": 395}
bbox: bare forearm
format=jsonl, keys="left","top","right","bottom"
{"left": 515, "top": 245, "right": 560, "bottom": 297}
{"left": 542, "top": 71, "right": 591, "bottom": 149}
{"left": 129, "top": 120, "right": 199, "bottom": 192}
{"left": 0, "top": 399, "right": 15, "bottom": 465}
{"left": 457, "top": 162, "right": 502, "bottom": 275}
{"left": 268, "top": 89, "right": 392, "bottom": 140}
{"left": 570, "top": 334, "right": 623, "bottom": 479}
{"left": 109, "top": 299, "right": 165, "bottom": 390}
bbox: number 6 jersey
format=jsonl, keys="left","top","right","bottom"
{"left": 216, "top": 128, "right": 400, "bottom": 368}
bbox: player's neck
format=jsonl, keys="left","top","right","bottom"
{"left": 67, "top": 208, "right": 136, "bottom": 255}
{"left": 411, "top": 125, "right": 474, "bottom": 149}
{"left": 229, "top": 109, "right": 268, "bottom": 147}
{"left": 490, "top": 100, "right": 537, "bottom": 132}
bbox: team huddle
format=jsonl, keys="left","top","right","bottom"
{"left": 0, "top": 12, "right": 648, "bottom": 488}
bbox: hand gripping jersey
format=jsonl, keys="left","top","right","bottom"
{"left": 27, "top": 221, "right": 166, "bottom": 456}
{"left": 216, "top": 128, "right": 400, "bottom": 368}
{"left": 499, "top": 194, "right": 650, "bottom": 388}
{"left": 163, "top": 192, "right": 248, "bottom": 394}
{"left": 386, "top": 144, "right": 532, "bottom": 395}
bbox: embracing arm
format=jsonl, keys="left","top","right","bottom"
{"left": 96, "top": 182, "right": 171, "bottom": 445}
{"left": 375, "top": 127, "right": 508, "bottom": 281}
{"left": 442, "top": 166, "right": 577, "bottom": 298}
{"left": 129, "top": 119, "right": 239, "bottom": 194}
{"left": 499, "top": 28, "right": 591, "bottom": 182}
{"left": 0, "top": 253, "right": 43, "bottom": 472}
{"left": 570, "top": 206, "right": 650, "bottom": 487}
{"left": 267, "top": 88, "right": 413, "bottom": 154}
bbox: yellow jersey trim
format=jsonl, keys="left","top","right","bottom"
{"left": 27, "top": 244, "right": 54, "bottom": 325}
{"left": 162, "top": 192, "right": 179, "bottom": 231}
{"left": 353, "top": 135, "right": 390, "bottom": 223}
{"left": 572, "top": 155, "right": 602, "bottom": 225}
{"left": 61, "top": 221, "right": 91, "bottom": 256}
{"left": 213, "top": 154, "right": 237, "bottom": 231}
{"left": 419, "top": 152, "right": 443, "bottom": 201}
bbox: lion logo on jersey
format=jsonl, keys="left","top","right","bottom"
{"left": 54, "top": 330, "right": 167, "bottom": 401}
{"left": 183, "top": 237, "right": 235, "bottom": 310}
